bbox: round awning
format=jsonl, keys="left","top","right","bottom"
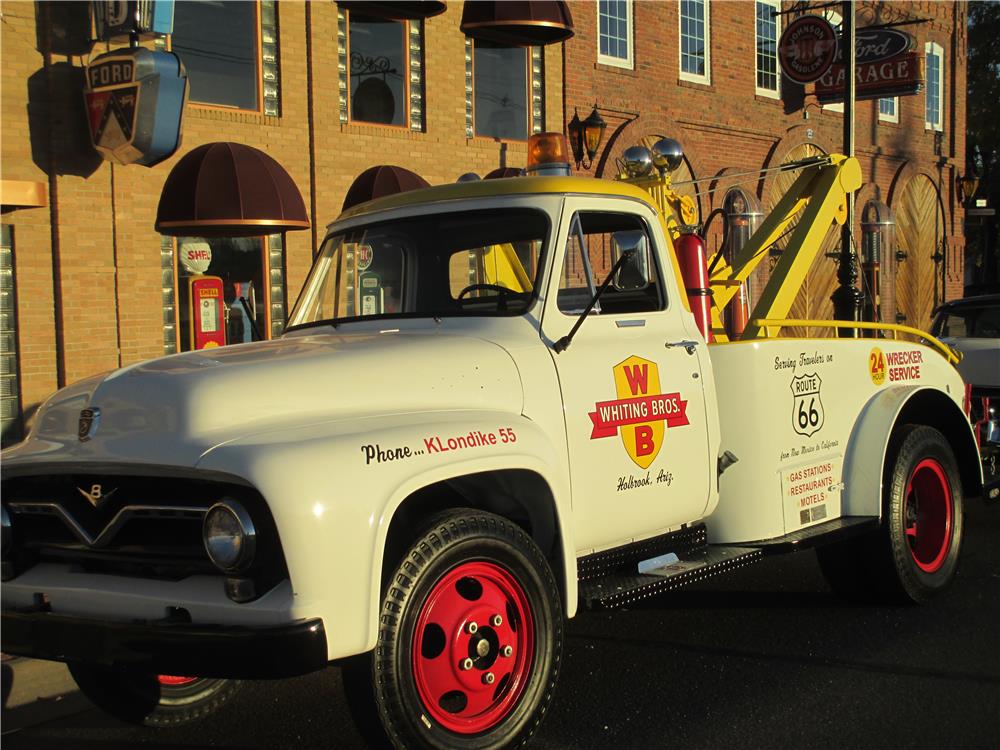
{"left": 155, "top": 142, "right": 310, "bottom": 238}
{"left": 484, "top": 167, "right": 524, "bottom": 179}
{"left": 460, "top": 1, "right": 574, "bottom": 46}
{"left": 337, "top": 1, "right": 446, "bottom": 20}
{"left": 342, "top": 165, "right": 431, "bottom": 211}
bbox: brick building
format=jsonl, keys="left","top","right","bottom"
{"left": 0, "top": 0, "right": 967, "bottom": 444}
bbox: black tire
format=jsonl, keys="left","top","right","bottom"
{"left": 817, "top": 424, "right": 964, "bottom": 603}
{"left": 68, "top": 664, "right": 241, "bottom": 727}
{"left": 882, "top": 425, "right": 964, "bottom": 602}
{"left": 362, "top": 509, "right": 563, "bottom": 750}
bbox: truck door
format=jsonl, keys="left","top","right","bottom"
{"left": 542, "top": 201, "right": 714, "bottom": 552}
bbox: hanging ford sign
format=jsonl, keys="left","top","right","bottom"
{"left": 84, "top": 47, "right": 187, "bottom": 167}
{"left": 840, "top": 28, "right": 913, "bottom": 65}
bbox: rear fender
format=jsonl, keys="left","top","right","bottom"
{"left": 843, "top": 386, "right": 983, "bottom": 518}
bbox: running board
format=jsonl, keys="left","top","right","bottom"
{"left": 579, "top": 546, "right": 763, "bottom": 609}
{"left": 747, "top": 516, "right": 879, "bottom": 555}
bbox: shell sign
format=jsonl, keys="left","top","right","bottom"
{"left": 589, "top": 355, "right": 690, "bottom": 469}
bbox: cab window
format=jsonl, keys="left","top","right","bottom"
{"left": 557, "top": 212, "right": 663, "bottom": 315}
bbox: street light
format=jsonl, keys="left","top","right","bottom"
{"left": 567, "top": 104, "right": 607, "bottom": 170}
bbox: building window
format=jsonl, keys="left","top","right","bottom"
{"left": 167, "top": 235, "right": 286, "bottom": 352}
{"left": 821, "top": 9, "right": 843, "bottom": 113}
{"left": 472, "top": 41, "right": 530, "bottom": 141}
{"left": 925, "top": 42, "right": 943, "bottom": 131}
{"left": 679, "top": 0, "right": 710, "bottom": 84}
{"left": 172, "top": 0, "right": 279, "bottom": 115}
{"left": 879, "top": 97, "right": 898, "bottom": 123}
{"left": 755, "top": 0, "right": 780, "bottom": 97}
{"left": 338, "top": 9, "right": 424, "bottom": 130}
{"left": 598, "top": 0, "right": 632, "bottom": 69}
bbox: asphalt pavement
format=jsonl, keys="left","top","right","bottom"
{"left": 3, "top": 499, "right": 998, "bottom": 749}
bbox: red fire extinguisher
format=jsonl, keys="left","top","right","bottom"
{"left": 674, "top": 228, "right": 714, "bottom": 342}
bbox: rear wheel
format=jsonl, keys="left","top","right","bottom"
{"left": 359, "top": 510, "right": 562, "bottom": 749}
{"left": 817, "top": 425, "right": 963, "bottom": 603}
{"left": 68, "top": 664, "right": 241, "bottom": 727}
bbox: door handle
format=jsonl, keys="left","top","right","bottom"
{"left": 665, "top": 340, "right": 699, "bottom": 355}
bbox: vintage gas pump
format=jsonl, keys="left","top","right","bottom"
{"left": 860, "top": 199, "right": 894, "bottom": 326}
{"left": 188, "top": 275, "right": 226, "bottom": 349}
{"left": 722, "top": 188, "right": 763, "bottom": 339}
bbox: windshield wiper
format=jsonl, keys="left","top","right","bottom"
{"left": 553, "top": 250, "right": 634, "bottom": 353}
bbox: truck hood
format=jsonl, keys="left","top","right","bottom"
{"left": 941, "top": 337, "right": 1000, "bottom": 389}
{"left": 6, "top": 332, "right": 524, "bottom": 468}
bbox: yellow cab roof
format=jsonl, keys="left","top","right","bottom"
{"left": 333, "top": 175, "right": 661, "bottom": 226}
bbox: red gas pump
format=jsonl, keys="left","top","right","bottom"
{"left": 674, "top": 228, "right": 713, "bottom": 342}
{"left": 188, "top": 275, "right": 226, "bottom": 349}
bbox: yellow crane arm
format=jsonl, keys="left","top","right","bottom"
{"left": 707, "top": 154, "right": 862, "bottom": 340}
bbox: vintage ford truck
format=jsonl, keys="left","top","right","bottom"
{"left": 1, "top": 135, "right": 983, "bottom": 749}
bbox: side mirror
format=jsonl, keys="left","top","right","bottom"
{"left": 611, "top": 230, "right": 650, "bottom": 290}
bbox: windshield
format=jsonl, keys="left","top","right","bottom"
{"left": 287, "top": 208, "right": 549, "bottom": 328}
{"left": 932, "top": 305, "right": 1000, "bottom": 339}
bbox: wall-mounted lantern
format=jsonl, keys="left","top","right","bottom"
{"left": 860, "top": 199, "right": 895, "bottom": 324}
{"left": 957, "top": 172, "right": 980, "bottom": 204}
{"left": 567, "top": 105, "right": 607, "bottom": 170}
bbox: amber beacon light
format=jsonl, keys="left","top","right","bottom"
{"left": 526, "top": 132, "right": 573, "bottom": 176}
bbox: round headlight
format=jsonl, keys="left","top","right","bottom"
{"left": 203, "top": 500, "right": 256, "bottom": 573}
{"left": 1, "top": 505, "right": 11, "bottom": 559}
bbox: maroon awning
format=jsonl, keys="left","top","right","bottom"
{"left": 484, "top": 167, "right": 524, "bottom": 179}
{"left": 337, "top": 1, "right": 447, "bottom": 20}
{"left": 342, "top": 165, "right": 431, "bottom": 211}
{"left": 156, "top": 142, "right": 309, "bottom": 238}
{"left": 460, "top": 1, "right": 574, "bottom": 46}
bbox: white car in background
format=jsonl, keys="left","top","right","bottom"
{"left": 932, "top": 294, "right": 1000, "bottom": 498}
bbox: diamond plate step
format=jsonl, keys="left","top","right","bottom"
{"left": 579, "top": 546, "right": 763, "bottom": 609}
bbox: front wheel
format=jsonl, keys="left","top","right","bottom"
{"left": 68, "top": 664, "right": 241, "bottom": 727}
{"left": 368, "top": 510, "right": 562, "bottom": 749}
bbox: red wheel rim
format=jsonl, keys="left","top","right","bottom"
{"left": 157, "top": 675, "right": 199, "bottom": 686}
{"left": 412, "top": 561, "right": 535, "bottom": 734}
{"left": 904, "top": 458, "right": 953, "bottom": 573}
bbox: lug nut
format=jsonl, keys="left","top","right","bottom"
{"left": 501, "top": 645, "right": 513, "bottom": 658}
{"left": 491, "top": 614, "right": 503, "bottom": 627}
{"left": 460, "top": 658, "right": 474, "bottom": 671}
{"left": 483, "top": 672, "right": 495, "bottom": 685}
{"left": 466, "top": 621, "right": 478, "bottom": 634}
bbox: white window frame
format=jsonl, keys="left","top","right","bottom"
{"left": 597, "top": 0, "right": 633, "bottom": 69}
{"left": 924, "top": 41, "right": 943, "bottom": 131}
{"left": 821, "top": 9, "right": 844, "bottom": 113}
{"left": 678, "top": 0, "right": 711, "bottom": 85}
{"left": 755, "top": 0, "right": 781, "bottom": 98}
{"left": 878, "top": 97, "right": 898, "bottom": 123}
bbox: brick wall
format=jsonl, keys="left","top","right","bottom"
{"left": 565, "top": 0, "right": 967, "bottom": 329}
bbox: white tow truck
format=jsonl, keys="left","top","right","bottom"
{"left": 0, "top": 134, "right": 982, "bottom": 749}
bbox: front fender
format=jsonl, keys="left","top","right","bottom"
{"left": 196, "top": 411, "right": 573, "bottom": 660}
{"left": 843, "top": 386, "right": 982, "bottom": 518}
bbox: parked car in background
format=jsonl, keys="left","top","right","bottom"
{"left": 932, "top": 294, "right": 1000, "bottom": 498}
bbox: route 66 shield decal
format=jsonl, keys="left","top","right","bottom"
{"left": 791, "top": 373, "right": 824, "bottom": 437}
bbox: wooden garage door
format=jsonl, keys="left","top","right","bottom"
{"left": 894, "top": 174, "right": 943, "bottom": 333}
{"left": 767, "top": 143, "right": 842, "bottom": 338}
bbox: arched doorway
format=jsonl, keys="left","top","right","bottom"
{"left": 893, "top": 174, "right": 944, "bottom": 333}
{"left": 767, "top": 143, "right": 841, "bottom": 337}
